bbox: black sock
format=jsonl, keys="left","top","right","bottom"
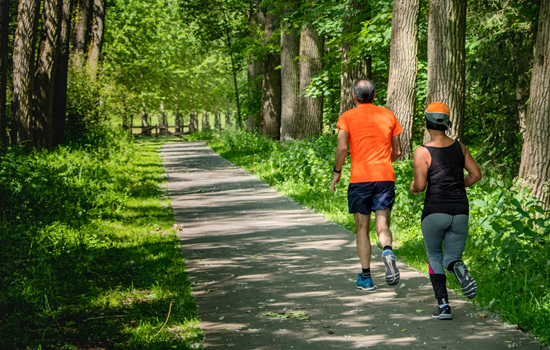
{"left": 383, "top": 245, "right": 392, "bottom": 252}
{"left": 361, "top": 268, "right": 371, "bottom": 278}
{"left": 430, "top": 274, "right": 448, "bottom": 302}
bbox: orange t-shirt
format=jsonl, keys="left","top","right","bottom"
{"left": 336, "top": 103, "right": 403, "bottom": 183}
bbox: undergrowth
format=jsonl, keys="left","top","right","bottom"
{"left": 207, "top": 127, "right": 550, "bottom": 345}
{"left": 0, "top": 129, "right": 202, "bottom": 349}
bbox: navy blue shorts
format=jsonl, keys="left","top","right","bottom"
{"left": 348, "top": 181, "right": 396, "bottom": 214}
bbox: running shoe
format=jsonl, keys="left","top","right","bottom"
{"left": 382, "top": 250, "right": 400, "bottom": 286}
{"left": 452, "top": 261, "right": 477, "bottom": 299}
{"left": 356, "top": 273, "right": 375, "bottom": 291}
{"left": 432, "top": 305, "right": 452, "bottom": 320}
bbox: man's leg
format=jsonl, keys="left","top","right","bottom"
{"left": 354, "top": 212, "right": 375, "bottom": 291}
{"left": 374, "top": 208, "right": 400, "bottom": 286}
{"left": 354, "top": 212, "right": 372, "bottom": 269}
{"left": 374, "top": 208, "right": 392, "bottom": 248}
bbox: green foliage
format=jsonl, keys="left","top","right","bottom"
{"left": 209, "top": 129, "right": 550, "bottom": 343}
{"left": 0, "top": 134, "right": 201, "bottom": 348}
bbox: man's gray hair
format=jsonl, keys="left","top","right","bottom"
{"left": 352, "top": 79, "right": 376, "bottom": 104}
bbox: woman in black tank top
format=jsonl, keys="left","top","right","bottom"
{"left": 410, "top": 102, "right": 482, "bottom": 320}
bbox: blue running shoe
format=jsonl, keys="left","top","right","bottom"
{"left": 382, "top": 250, "right": 400, "bottom": 286}
{"left": 356, "top": 273, "right": 375, "bottom": 291}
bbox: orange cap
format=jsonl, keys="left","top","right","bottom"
{"left": 426, "top": 101, "right": 450, "bottom": 115}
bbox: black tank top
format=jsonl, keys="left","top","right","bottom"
{"left": 421, "top": 140, "right": 469, "bottom": 221}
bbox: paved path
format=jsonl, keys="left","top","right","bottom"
{"left": 162, "top": 142, "right": 542, "bottom": 350}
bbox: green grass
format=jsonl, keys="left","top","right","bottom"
{"left": 206, "top": 128, "right": 550, "bottom": 346}
{"left": 0, "top": 134, "right": 202, "bottom": 349}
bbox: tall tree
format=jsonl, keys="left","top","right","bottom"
{"left": 425, "top": 0, "right": 466, "bottom": 141}
{"left": 297, "top": 24, "right": 324, "bottom": 138}
{"left": 246, "top": 0, "right": 264, "bottom": 132}
{"left": 52, "top": 0, "right": 73, "bottom": 146}
{"left": 386, "top": 0, "right": 420, "bottom": 159}
{"left": 0, "top": 0, "right": 9, "bottom": 145}
{"left": 519, "top": 0, "right": 550, "bottom": 205}
{"left": 11, "top": 0, "right": 41, "bottom": 146}
{"left": 262, "top": 11, "right": 281, "bottom": 140}
{"left": 202, "top": 110, "right": 210, "bottom": 130}
{"left": 87, "top": 0, "right": 105, "bottom": 74}
{"left": 339, "top": 1, "right": 371, "bottom": 116}
{"left": 280, "top": 20, "right": 299, "bottom": 141}
{"left": 33, "top": 0, "right": 63, "bottom": 148}
{"left": 73, "top": 0, "right": 92, "bottom": 57}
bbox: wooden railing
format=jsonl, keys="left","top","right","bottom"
{"left": 123, "top": 124, "right": 193, "bottom": 138}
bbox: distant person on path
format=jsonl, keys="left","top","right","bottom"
{"left": 410, "top": 102, "right": 482, "bottom": 320}
{"left": 331, "top": 79, "right": 403, "bottom": 291}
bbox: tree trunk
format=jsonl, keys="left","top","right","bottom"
{"left": 33, "top": 0, "right": 63, "bottom": 149}
{"left": 73, "top": 0, "right": 92, "bottom": 57}
{"left": 175, "top": 109, "right": 181, "bottom": 132}
{"left": 280, "top": 23, "right": 300, "bottom": 141}
{"left": 189, "top": 111, "right": 196, "bottom": 133}
{"left": 424, "top": 0, "right": 466, "bottom": 142}
{"left": 141, "top": 99, "right": 151, "bottom": 135}
{"left": 87, "top": 0, "right": 105, "bottom": 75}
{"left": 225, "top": 111, "right": 231, "bottom": 126}
{"left": 0, "top": 0, "right": 9, "bottom": 146}
{"left": 246, "top": 0, "right": 264, "bottom": 132}
{"left": 297, "top": 24, "right": 324, "bottom": 139}
{"left": 386, "top": 0, "right": 420, "bottom": 159}
{"left": 11, "top": 0, "right": 41, "bottom": 146}
{"left": 52, "top": 0, "right": 73, "bottom": 147}
{"left": 202, "top": 110, "right": 210, "bottom": 131}
{"left": 519, "top": 0, "right": 550, "bottom": 206}
{"left": 340, "top": 1, "right": 371, "bottom": 116}
{"left": 214, "top": 110, "right": 221, "bottom": 130}
{"left": 262, "top": 12, "right": 281, "bottom": 140}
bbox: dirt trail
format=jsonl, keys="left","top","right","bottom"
{"left": 162, "top": 141, "right": 542, "bottom": 350}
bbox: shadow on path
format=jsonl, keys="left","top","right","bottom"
{"left": 163, "top": 141, "right": 541, "bottom": 350}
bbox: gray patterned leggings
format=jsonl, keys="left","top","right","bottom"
{"left": 421, "top": 213, "right": 469, "bottom": 275}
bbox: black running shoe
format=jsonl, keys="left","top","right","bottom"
{"left": 453, "top": 261, "right": 477, "bottom": 299}
{"left": 432, "top": 305, "right": 452, "bottom": 320}
{"left": 382, "top": 250, "right": 400, "bottom": 286}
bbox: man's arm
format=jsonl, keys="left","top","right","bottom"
{"left": 331, "top": 130, "right": 349, "bottom": 193}
{"left": 391, "top": 135, "right": 402, "bottom": 162}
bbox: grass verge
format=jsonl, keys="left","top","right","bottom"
{"left": 0, "top": 135, "right": 202, "bottom": 349}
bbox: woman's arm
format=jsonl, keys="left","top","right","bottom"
{"left": 410, "top": 146, "right": 430, "bottom": 194}
{"left": 462, "top": 144, "right": 482, "bottom": 187}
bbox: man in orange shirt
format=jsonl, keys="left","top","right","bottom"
{"left": 331, "top": 79, "right": 402, "bottom": 291}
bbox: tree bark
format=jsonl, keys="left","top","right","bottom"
{"left": 202, "top": 110, "right": 210, "bottom": 131}
{"left": 386, "top": 0, "right": 420, "bottom": 159}
{"left": 0, "top": 0, "right": 9, "bottom": 146}
{"left": 33, "top": 0, "right": 63, "bottom": 148}
{"left": 280, "top": 23, "right": 300, "bottom": 141}
{"left": 297, "top": 24, "right": 324, "bottom": 139}
{"left": 11, "top": 0, "right": 41, "bottom": 146}
{"left": 52, "top": 0, "right": 73, "bottom": 147}
{"left": 73, "top": 0, "right": 92, "bottom": 57}
{"left": 175, "top": 109, "right": 181, "bottom": 132}
{"left": 189, "top": 111, "right": 196, "bottom": 133}
{"left": 87, "top": 0, "right": 105, "bottom": 75}
{"left": 262, "top": 12, "right": 281, "bottom": 140}
{"left": 214, "top": 110, "right": 221, "bottom": 130}
{"left": 424, "top": 0, "right": 466, "bottom": 142}
{"left": 340, "top": 1, "right": 371, "bottom": 116}
{"left": 519, "top": 0, "right": 550, "bottom": 206}
{"left": 246, "top": 0, "right": 264, "bottom": 132}
{"left": 225, "top": 111, "right": 231, "bottom": 126}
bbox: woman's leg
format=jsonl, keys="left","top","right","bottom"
{"left": 421, "top": 214, "right": 452, "bottom": 303}
{"left": 443, "top": 215, "right": 477, "bottom": 299}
